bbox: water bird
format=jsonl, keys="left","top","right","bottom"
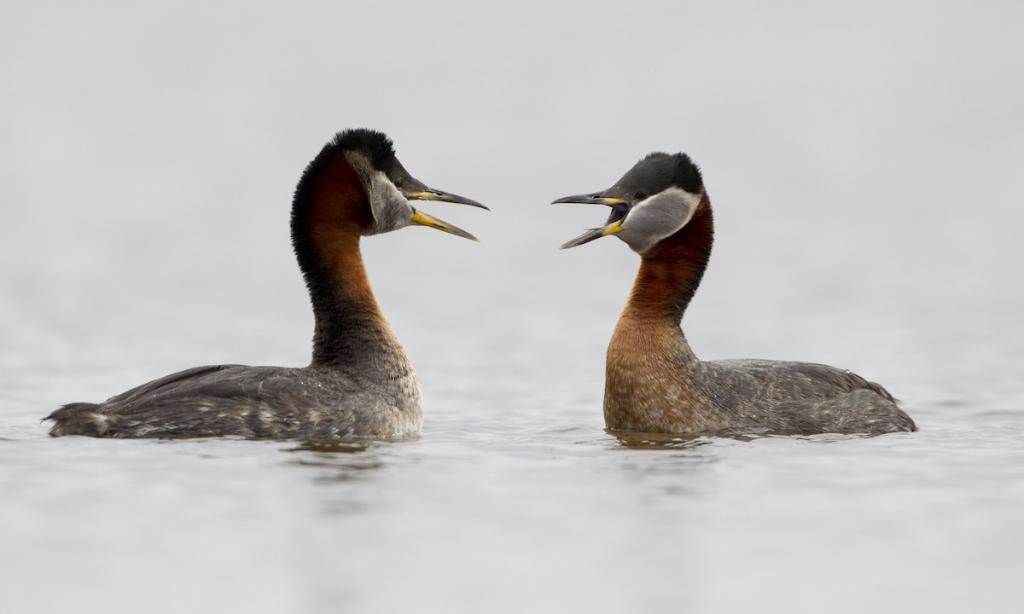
{"left": 553, "top": 152, "right": 916, "bottom": 435}
{"left": 47, "top": 129, "right": 486, "bottom": 439}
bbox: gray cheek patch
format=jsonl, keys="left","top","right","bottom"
{"left": 618, "top": 188, "right": 701, "bottom": 254}
{"left": 343, "top": 152, "right": 412, "bottom": 236}
{"left": 367, "top": 172, "right": 412, "bottom": 235}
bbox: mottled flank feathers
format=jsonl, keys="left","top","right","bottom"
{"left": 46, "top": 364, "right": 421, "bottom": 440}
{"left": 605, "top": 321, "right": 917, "bottom": 436}
{"left": 697, "top": 359, "right": 915, "bottom": 434}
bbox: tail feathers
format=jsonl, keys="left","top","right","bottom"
{"left": 864, "top": 379, "right": 898, "bottom": 403}
{"left": 46, "top": 402, "right": 107, "bottom": 436}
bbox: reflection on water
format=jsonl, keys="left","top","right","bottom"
{"left": 610, "top": 430, "right": 882, "bottom": 449}
{"left": 284, "top": 440, "right": 386, "bottom": 490}
{"left": 286, "top": 439, "right": 374, "bottom": 455}
{"left": 608, "top": 430, "right": 717, "bottom": 449}
{"left": 605, "top": 429, "right": 797, "bottom": 449}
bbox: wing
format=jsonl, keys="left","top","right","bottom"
{"left": 66, "top": 365, "right": 335, "bottom": 438}
{"left": 706, "top": 359, "right": 895, "bottom": 402}
{"left": 104, "top": 364, "right": 245, "bottom": 404}
{"left": 702, "top": 359, "right": 910, "bottom": 434}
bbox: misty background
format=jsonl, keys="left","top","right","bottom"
{"left": 3, "top": 1, "right": 1021, "bottom": 384}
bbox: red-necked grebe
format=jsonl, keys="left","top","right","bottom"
{"left": 554, "top": 152, "right": 915, "bottom": 436}
{"left": 47, "top": 129, "right": 486, "bottom": 439}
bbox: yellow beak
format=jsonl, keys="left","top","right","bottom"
{"left": 410, "top": 209, "right": 479, "bottom": 241}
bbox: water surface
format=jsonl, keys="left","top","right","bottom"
{"left": 2, "top": 279, "right": 1022, "bottom": 614}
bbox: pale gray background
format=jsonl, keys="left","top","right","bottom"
{"left": 2, "top": 2, "right": 1022, "bottom": 613}
{"left": 2, "top": 1, "right": 1021, "bottom": 369}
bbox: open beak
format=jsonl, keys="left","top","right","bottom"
{"left": 552, "top": 191, "right": 628, "bottom": 249}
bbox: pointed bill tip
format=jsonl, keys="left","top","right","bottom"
{"left": 559, "top": 220, "right": 624, "bottom": 250}
{"left": 405, "top": 190, "right": 489, "bottom": 211}
{"left": 559, "top": 228, "right": 604, "bottom": 250}
{"left": 551, "top": 194, "right": 628, "bottom": 206}
{"left": 410, "top": 209, "right": 479, "bottom": 242}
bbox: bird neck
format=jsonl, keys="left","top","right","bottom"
{"left": 621, "top": 193, "right": 714, "bottom": 326}
{"left": 291, "top": 152, "right": 404, "bottom": 368}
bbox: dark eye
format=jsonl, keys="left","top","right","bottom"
{"left": 635, "top": 191, "right": 648, "bottom": 201}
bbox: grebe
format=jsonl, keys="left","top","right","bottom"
{"left": 554, "top": 153, "right": 916, "bottom": 436}
{"left": 47, "top": 129, "right": 486, "bottom": 439}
